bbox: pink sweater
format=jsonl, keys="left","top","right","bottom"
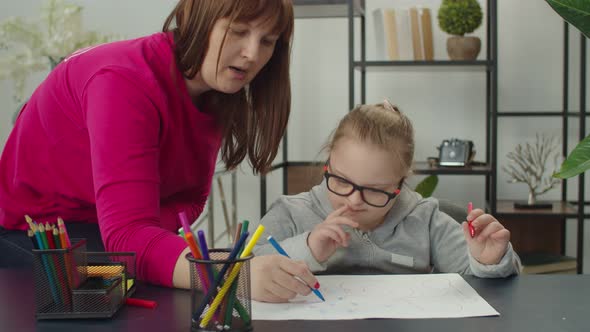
{"left": 0, "top": 33, "right": 223, "bottom": 286}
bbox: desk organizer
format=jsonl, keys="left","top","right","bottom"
{"left": 32, "top": 239, "right": 136, "bottom": 319}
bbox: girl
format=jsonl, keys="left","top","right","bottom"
{"left": 251, "top": 101, "right": 521, "bottom": 303}
{"left": 0, "top": 0, "right": 294, "bottom": 289}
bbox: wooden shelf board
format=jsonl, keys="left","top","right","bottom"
{"left": 495, "top": 200, "right": 577, "bottom": 216}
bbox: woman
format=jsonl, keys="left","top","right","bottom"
{"left": 0, "top": 0, "right": 294, "bottom": 289}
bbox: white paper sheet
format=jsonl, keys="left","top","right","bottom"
{"left": 252, "top": 273, "right": 499, "bottom": 320}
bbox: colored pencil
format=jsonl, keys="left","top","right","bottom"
{"left": 44, "top": 223, "right": 70, "bottom": 305}
{"left": 27, "top": 229, "right": 39, "bottom": 249}
{"left": 53, "top": 227, "right": 61, "bottom": 249}
{"left": 25, "top": 215, "right": 37, "bottom": 230}
{"left": 57, "top": 218, "right": 71, "bottom": 247}
{"left": 35, "top": 223, "right": 61, "bottom": 304}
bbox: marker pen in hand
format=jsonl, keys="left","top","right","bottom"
{"left": 467, "top": 202, "right": 475, "bottom": 238}
{"left": 267, "top": 236, "right": 325, "bottom": 302}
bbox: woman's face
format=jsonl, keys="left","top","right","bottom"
{"left": 326, "top": 137, "right": 404, "bottom": 232}
{"left": 189, "top": 16, "right": 279, "bottom": 96}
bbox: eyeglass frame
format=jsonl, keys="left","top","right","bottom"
{"left": 323, "top": 161, "right": 403, "bottom": 208}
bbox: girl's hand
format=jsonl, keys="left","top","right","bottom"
{"left": 462, "top": 208, "right": 511, "bottom": 265}
{"left": 307, "top": 205, "right": 359, "bottom": 263}
{"left": 250, "top": 255, "right": 319, "bottom": 303}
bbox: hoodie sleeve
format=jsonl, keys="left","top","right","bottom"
{"left": 253, "top": 197, "right": 327, "bottom": 272}
{"left": 429, "top": 204, "right": 521, "bottom": 277}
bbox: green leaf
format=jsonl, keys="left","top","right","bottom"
{"left": 553, "top": 134, "right": 590, "bottom": 178}
{"left": 414, "top": 175, "right": 439, "bottom": 198}
{"left": 545, "top": 0, "right": 590, "bottom": 38}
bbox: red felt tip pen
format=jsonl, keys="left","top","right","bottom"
{"left": 467, "top": 202, "right": 475, "bottom": 238}
{"left": 125, "top": 297, "right": 157, "bottom": 309}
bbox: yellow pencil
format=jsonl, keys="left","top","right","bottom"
{"left": 24, "top": 215, "right": 35, "bottom": 230}
{"left": 199, "top": 225, "right": 265, "bottom": 328}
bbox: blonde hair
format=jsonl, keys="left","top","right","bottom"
{"left": 326, "top": 101, "right": 415, "bottom": 175}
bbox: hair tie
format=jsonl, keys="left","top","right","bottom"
{"left": 383, "top": 99, "right": 399, "bottom": 113}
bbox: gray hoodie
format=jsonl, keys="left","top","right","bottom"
{"left": 253, "top": 181, "right": 521, "bottom": 277}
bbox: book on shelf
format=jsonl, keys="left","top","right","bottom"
{"left": 373, "top": 8, "right": 400, "bottom": 60}
{"left": 419, "top": 7, "right": 434, "bottom": 60}
{"left": 408, "top": 7, "right": 423, "bottom": 60}
{"left": 520, "top": 252, "right": 577, "bottom": 274}
{"left": 373, "top": 6, "right": 434, "bottom": 61}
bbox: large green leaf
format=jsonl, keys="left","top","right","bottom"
{"left": 554, "top": 134, "right": 590, "bottom": 178}
{"left": 414, "top": 175, "right": 438, "bottom": 198}
{"left": 546, "top": 0, "right": 590, "bottom": 38}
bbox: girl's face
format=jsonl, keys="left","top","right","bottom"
{"left": 188, "top": 16, "right": 279, "bottom": 96}
{"left": 326, "top": 136, "right": 405, "bottom": 232}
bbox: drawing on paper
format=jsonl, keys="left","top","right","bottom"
{"left": 251, "top": 273, "right": 499, "bottom": 320}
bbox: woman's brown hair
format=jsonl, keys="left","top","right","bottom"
{"left": 163, "top": 0, "right": 294, "bottom": 174}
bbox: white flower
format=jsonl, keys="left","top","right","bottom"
{"left": 0, "top": 0, "right": 116, "bottom": 102}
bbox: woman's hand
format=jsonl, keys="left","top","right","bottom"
{"left": 250, "top": 255, "right": 319, "bottom": 303}
{"left": 462, "top": 208, "right": 511, "bottom": 265}
{"left": 307, "top": 205, "right": 359, "bottom": 263}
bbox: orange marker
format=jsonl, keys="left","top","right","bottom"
{"left": 467, "top": 202, "right": 475, "bottom": 237}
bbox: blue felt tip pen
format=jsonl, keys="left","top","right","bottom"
{"left": 267, "top": 235, "right": 325, "bottom": 302}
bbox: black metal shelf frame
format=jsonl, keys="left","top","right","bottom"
{"left": 259, "top": 0, "right": 587, "bottom": 274}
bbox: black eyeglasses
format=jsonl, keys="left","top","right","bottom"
{"left": 323, "top": 163, "right": 402, "bottom": 208}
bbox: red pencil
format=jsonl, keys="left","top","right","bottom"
{"left": 45, "top": 223, "right": 56, "bottom": 249}
{"left": 467, "top": 202, "right": 475, "bottom": 237}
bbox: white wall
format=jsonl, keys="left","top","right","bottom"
{"left": 1, "top": 1, "right": 589, "bottom": 270}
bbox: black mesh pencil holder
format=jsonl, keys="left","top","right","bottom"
{"left": 187, "top": 249, "right": 253, "bottom": 332}
{"left": 72, "top": 251, "right": 136, "bottom": 318}
{"left": 32, "top": 239, "right": 87, "bottom": 319}
{"left": 33, "top": 239, "right": 136, "bottom": 320}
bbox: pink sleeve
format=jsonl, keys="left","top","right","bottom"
{"left": 83, "top": 69, "right": 187, "bottom": 287}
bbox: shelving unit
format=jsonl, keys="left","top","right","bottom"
{"left": 260, "top": 0, "right": 587, "bottom": 273}
{"left": 347, "top": 0, "right": 497, "bottom": 218}
{"left": 494, "top": 23, "right": 587, "bottom": 273}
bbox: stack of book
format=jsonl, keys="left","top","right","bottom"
{"left": 520, "top": 252, "right": 577, "bottom": 274}
{"left": 373, "top": 6, "right": 434, "bottom": 61}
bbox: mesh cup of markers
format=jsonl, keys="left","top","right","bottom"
{"left": 187, "top": 249, "right": 253, "bottom": 332}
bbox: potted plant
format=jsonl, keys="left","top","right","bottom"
{"left": 503, "top": 134, "right": 561, "bottom": 208}
{"left": 437, "top": 0, "right": 483, "bottom": 60}
{"left": 549, "top": 0, "right": 590, "bottom": 179}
